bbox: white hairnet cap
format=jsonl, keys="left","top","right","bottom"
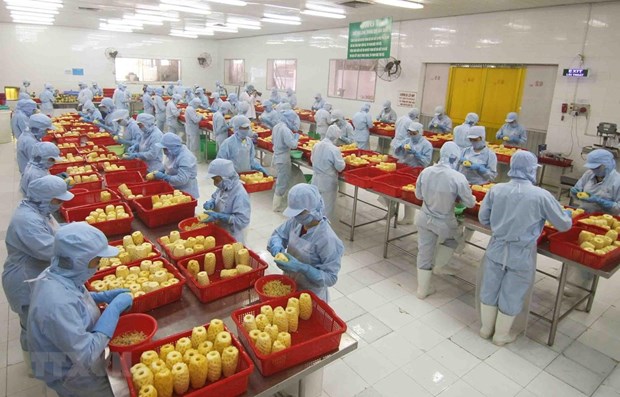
{"left": 32, "top": 142, "right": 61, "bottom": 163}
{"left": 505, "top": 112, "right": 518, "bottom": 122}
{"left": 383, "top": 100, "right": 391, "bottom": 108}
{"left": 110, "top": 109, "right": 129, "bottom": 122}
{"left": 331, "top": 109, "right": 344, "bottom": 122}
{"left": 220, "top": 101, "right": 232, "bottom": 112}
{"left": 189, "top": 98, "right": 202, "bottom": 108}
{"left": 284, "top": 184, "right": 325, "bottom": 218}
{"left": 408, "top": 108, "right": 420, "bottom": 119}
{"left": 467, "top": 126, "right": 486, "bottom": 139}
{"left": 53, "top": 222, "right": 118, "bottom": 265}
{"left": 434, "top": 106, "right": 445, "bottom": 116}
{"left": 232, "top": 115, "right": 251, "bottom": 129}
{"left": 136, "top": 113, "right": 155, "bottom": 127}
{"left": 29, "top": 113, "right": 56, "bottom": 131}
{"left": 207, "top": 158, "right": 236, "bottom": 178}
{"left": 439, "top": 141, "right": 461, "bottom": 165}
{"left": 507, "top": 150, "right": 540, "bottom": 180}
{"left": 28, "top": 175, "right": 74, "bottom": 202}
{"left": 325, "top": 124, "right": 341, "bottom": 141}
{"left": 407, "top": 122, "right": 424, "bottom": 133}
{"left": 465, "top": 112, "right": 479, "bottom": 124}
{"left": 156, "top": 132, "right": 182, "bottom": 149}
{"left": 584, "top": 149, "right": 615, "bottom": 169}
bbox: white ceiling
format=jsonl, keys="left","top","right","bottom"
{"left": 0, "top": 0, "right": 614, "bottom": 39}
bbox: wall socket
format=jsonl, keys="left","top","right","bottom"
{"left": 568, "top": 103, "right": 590, "bottom": 116}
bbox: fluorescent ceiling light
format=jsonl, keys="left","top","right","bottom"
{"left": 159, "top": 4, "right": 211, "bottom": 15}
{"left": 100, "top": 23, "right": 142, "bottom": 31}
{"left": 203, "top": 0, "right": 246, "bottom": 5}
{"left": 5, "top": 0, "right": 63, "bottom": 10}
{"left": 183, "top": 28, "right": 214, "bottom": 36}
{"left": 227, "top": 17, "right": 261, "bottom": 26}
{"left": 263, "top": 12, "right": 300, "bottom": 21}
{"left": 261, "top": 17, "right": 301, "bottom": 25}
{"left": 305, "top": 2, "right": 345, "bottom": 14}
{"left": 301, "top": 9, "right": 345, "bottom": 19}
{"left": 374, "top": 0, "right": 423, "bottom": 9}
{"left": 7, "top": 6, "right": 58, "bottom": 14}
{"left": 170, "top": 32, "right": 199, "bottom": 38}
{"left": 125, "top": 13, "right": 179, "bottom": 22}
{"left": 104, "top": 19, "right": 144, "bottom": 27}
{"left": 11, "top": 13, "right": 54, "bottom": 21}
{"left": 99, "top": 25, "right": 134, "bottom": 32}
{"left": 227, "top": 23, "right": 261, "bottom": 30}
{"left": 205, "top": 24, "right": 238, "bottom": 33}
{"left": 12, "top": 19, "right": 53, "bottom": 25}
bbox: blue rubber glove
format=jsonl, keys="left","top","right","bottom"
{"left": 204, "top": 211, "right": 231, "bottom": 223}
{"left": 590, "top": 195, "right": 615, "bottom": 210}
{"left": 91, "top": 289, "right": 131, "bottom": 304}
{"left": 570, "top": 186, "right": 580, "bottom": 196}
{"left": 274, "top": 253, "right": 323, "bottom": 284}
{"left": 66, "top": 182, "right": 74, "bottom": 190}
{"left": 563, "top": 209, "right": 573, "bottom": 218}
{"left": 57, "top": 172, "right": 69, "bottom": 179}
{"left": 470, "top": 163, "right": 489, "bottom": 173}
{"left": 340, "top": 136, "right": 353, "bottom": 144}
{"left": 127, "top": 144, "right": 138, "bottom": 153}
{"left": 251, "top": 164, "right": 269, "bottom": 176}
{"left": 154, "top": 171, "right": 169, "bottom": 181}
{"left": 124, "top": 153, "right": 137, "bottom": 160}
{"left": 269, "top": 243, "right": 284, "bottom": 257}
{"left": 92, "top": 293, "right": 133, "bottom": 338}
{"left": 203, "top": 199, "right": 215, "bottom": 211}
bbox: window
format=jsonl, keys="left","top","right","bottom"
{"left": 114, "top": 57, "right": 180, "bottom": 83}
{"left": 267, "top": 59, "right": 297, "bottom": 90}
{"left": 328, "top": 59, "right": 377, "bottom": 101}
{"left": 224, "top": 59, "right": 245, "bottom": 85}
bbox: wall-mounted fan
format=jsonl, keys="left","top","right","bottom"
{"left": 197, "top": 52, "right": 213, "bottom": 68}
{"left": 104, "top": 47, "right": 119, "bottom": 60}
{"left": 377, "top": 57, "right": 401, "bottom": 81}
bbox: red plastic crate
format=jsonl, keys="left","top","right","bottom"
{"left": 98, "top": 236, "right": 162, "bottom": 274}
{"left": 61, "top": 188, "right": 122, "bottom": 216}
{"left": 465, "top": 202, "right": 481, "bottom": 216}
{"left": 69, "top": 172, "right": 104, "bottom": 191}
{"left": 114, "top": 181, "right": 175, "bottom": 209}
{"left": 396, "top": 166, "right": 424, "bottom": 178}
{"left": 548, "top": 226, "right": 620, "bottom": 269}
{"left": 231, "top": 291, "right": 347, "bottom": 376}
{"left": 56, "top": 136, "right": 81, "bottom": 145}
{"left": 372, "top": 174, "right": 418, "bottom": 198}
{"left": 157, "top": 224, "right": 236, "bottom": 263}
{"left": 496, "top": 153, "right": 512, "bottom": 163}
{"left": 104, "top": 171, "right": 145, "bottom": 189}
{"left": 49, "top": 160, "right": 87, "bottom": 175}
{"left": 63, "top": 202, "right": 134, "bottom": 237}
{"left": 132, "top": 194, "right": 197, "bottom": 228}
{"left": 89, "top": 136, "right": 117, "bottom": 146}
{"left": 401, "top": 188, "right": 422, "bottom": 205}
{"left": 239, "top": 171, "right": 275, "bottom": 193}
{"left": 120, "top": 322, "right": 253, "bottom": 397}
{"left": 178, "top": 216, "right": 208, "bottom": 232}
{"left": 85, "top": 258, "right": 185, "bottom": 313}
{"left": 176, "top": 247, "right": 268, "bottom": 303}
{"left": 342, "top": 167, "right": 390, "bottom": 188}
{"left": 428, "top": 138, "right": 448, "bottom": 148}
{"left": 257, "top": 138, "right": 273, "bottom": 151}
{"left": 59, "top": 147, "right": 80, "bottom": 156}
{"left": 538, "top": 156, "right": 573, "bottom": 167}
{"left": 574, "top": 213, "right": 620, "bottom": 234}
{"left": 96, "top": 159, "right": 148, "bottom": 175}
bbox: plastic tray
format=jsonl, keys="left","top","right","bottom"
{"left": 69, "top": 171, "right": 104, "bottom": 191}
{"left": 464, "top": 202, "right": 481, "bottom": 216}
{"left": 63, "top": 202, "right": 134, "bottom": 237}
{"left": 56, "top": 136, "right": 81, "bottom": 145}
{"left": 109, "top": 313, "right": 157, "bottom": 353}
{"left": 49, "top": 160, "right": 87, "bottom": 175}
{"left": 342, "top": 167, "right": 390, "bottom": 189}
{"left": 99, "top": 236, "right": 162, "bottom": 274}
{"left": 120, "top": 322, "right": 253, "bottom": 397}
{"left": 574, "top": 213, "right": 620, "bottom": 234}
{"left": 157, "top": 225, "right": 236, "bottom": 263}
{"left": 176, "top": 247, "right": 268, "bottom": 303}
{"left": 59, "top": 147, "right": 80, "bottom": 156}
{"left": 239, "top": 171, "right": 275, "bottom": 193}
{"left": 395, "top": 166, "right": 424, "bottom": 178}
{"left": 86, "top": 258, "right": 185, "bottom": 313}
{"left": 96, "top": 159, "right": 148, "bottom": 175}
{"left": 132, "top": 194, "right": 197, "bottom": 228}
{"left": 178, "top": 216, "right": 208, "bottom": 232}
{"left": 401, "top": 189, "right": 422, "bottom": 205}
{"left": 538, "top": 156, "right": 573, "bottom": 167}
{"left": 114, "top": 181, "right": 175, "bottom": 210}
{"left": 257, "top": 138, "right": 273, "bottom": 151}
{"left": 89, "top": 136, "right": 117, "bottom": 146}
{"left": 61, "top": 188, "right": 122, "bottom": 216}
{"left": 548, "top": 226, "right": 620, "bottom": 269}
{"left": 495, "top": 153, "right": 512, "bottom": 163}
{"left": 104, "top": 171, "right": 145, "bottom": 189}
{"left": 255, "top": 275, "right": 297, "bottom": 302}
{"left": 231, "top": 291, "right": 347, "bottom": 376}
{"left": 372, "top": 174, "right": 418, "bottom": 198}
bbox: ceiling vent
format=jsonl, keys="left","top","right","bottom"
{"left": 338, "top": 0, "right": 373, "bottom": 8}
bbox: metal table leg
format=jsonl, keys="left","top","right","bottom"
{"left": 349, "top": 186, "right": 359, "bottom": 242}
{"left": 393, "top": 202, "right": 398, "bottom": 229}
{"left": 538, "top": 164, "right": 547, "bottom": 187}
{"left": 586, "top": 275, "right": 600, "bottom": 312}
{"left": 548, "top": 262, "right": 568, "bottom": 346}
{"left": 383, "top": 200, "right": 394, "bottom": 258}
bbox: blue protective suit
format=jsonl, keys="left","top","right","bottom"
{"left": 134, "top": 122, "right": 163, "bottom": 172}
{"left": 118, "top": 118, "right": 142, "bottom": 150}
{"left": 78, "top": 87, "right": 93, "bottom": 107}
{"left": 573, "top": 170, "right": 620, "bottom": 215}
{"left": 11, "top": 100, "right": 37, "bottom": 139}
{"left": 184, "top": 99, "right": 204, "bottom": 157}
{"left": 80, "top": 101, "right": 103, "bottom": 123}
{"left": 394, "top": 136, "right": 433, "bottom": 168}
{"left": 352, "top": 105, "right": 373, "bottom": 149}
{"left": 428, "top": 114, "right": 452, "bottom": 134}
{"left": 212, "top": 111, "right": 230, "bottom": 150}
{"left": 209, "top": 97, "right": 222, "bottom": 112}
{"left": 271, "top": 114, "right": 300, "bottom": 197}
{"left": 285, "top": 89, "right": 297, "bottom": 108}
{"left": 496, "top": 122, "right": 527, "bottom": 146}
{"left": 311, "top": 125, "right": 346, "bottom": 220}
{"left": 113, "top": 86, "right": 129, "bottom": 110}
{"left": 260, "top": 105, "right": 281, "bottom": 129}
{"left": 16, "top": 130, "right": 39, "bottom": 174}
{"left": 39, "top": 87, "right": 55, "bottom": 115}
{"left": 217, "top": 132, "right": 260, "bottom": 173}
{"left": 91, "top": 84, "right": 102, "bottom": 97}
{"left": 390, "top": 113, "right": 418, "bottom": 156}
{"left": 454, "top": 123, "right": 474, "bottom": 149}
{"left": 154, "top": 92, "right": 167, "bottom": 131}
{"left": 459, "top": 146, "right": 498, "bottom": 185}
{"left": 209, "top": 178, "right": 251, "bottom": 244}
{"left": 377, "top": 101, "right": 397, "bottom": 123}
{"left": 314, "top": 107, "right": 331, "bottom": 139}
{"left": 162, "top": 145, "right": 199, "bottom": 199}
{"left": 415, "top": 142, "right": 476, "bottom": 270}
{"left": 479, "top": 152, "right": 572, "bottom": 316}
{"left": 20, "top": 142, "right": 60, "bottom": 196}
{"left": 165, "top": 98, "right": 182, "bottom": 135}
{"left": 142, "top": 91, "right": 155, "bottom": 115}
{"left": 239, "top": 90, "right": 257, "bottom": 119}
{"left": 311, "top": 94, "right": 325, "bottom": 111}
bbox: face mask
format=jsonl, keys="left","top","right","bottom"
{"left": 238, "top": 128, "right": 250, "bottom": 138}
{"left": 472, "top": 141, "right": 485, "bottom": 150}
{"left": 410, "top": 134, "right": 421, "bottom": 144}
{"left": 38, "top": 201, "right": 61, "bottom": 216}
{"left": 45, "top": 159, "right": 55, "bottom": 169}
{"left": 593, "top": 166, "right": 606, "bottom": 178}
{"left": 295, "top": 212, "right": 315, "bottom": 226}
{"left": 448, "top": 155, "right": 458, "bottom": 169}
{"left": 119, "top": 119, "right": 128, "bottom": 127}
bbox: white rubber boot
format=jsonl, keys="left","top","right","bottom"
{"left": 272, "top": 194, "right": 285, "bottom": 212}
{"left": 432, "top": 245, "right": 455, "bottom": 275}
{"left": 492, "top": 311, "right": 517, "bottom": 346}
{"left": 416, "top": 269, "right": 436, "bottom": 299}
{"left": 397, "top": 206, "right": 415, "bottom": 225}
{"left": 479, "top": 304, "right": 498, "bottom": 339}
{"left": 22, "top": 350, "right": 33, "bottom": 377}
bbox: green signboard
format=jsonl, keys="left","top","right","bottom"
{"left": 347, "top": 17, "right": 392, "bottom": 60}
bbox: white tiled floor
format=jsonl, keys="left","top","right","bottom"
{"left": 0, "top": 140, "right": 619, "bottom": 397}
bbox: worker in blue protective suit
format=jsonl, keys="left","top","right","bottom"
{"left": 414, "top": 142, "right": 476, "bottom": 298}
{"left": 165, "top": 83, "right": 174, "bottom": 96}
{"left": 377, "top": 100, "right": 397, "bottom": 123}
{"left": 479, "top": 150, "right": 572, "bottom": 345}
{"left": 153, "top": 87, "right": 167, "bottom": 131}
{"left": 77, "top": 82, "right": 93, "bottom": 110}
{"left": 213, "top": 101, "right": 232, "bottom": 151}
{"left": 217, "top": 116, "right": 267, "bottom": 174}
{"left": 428, "top": 105, "right": 452, "bottom": 134}
{"left": 259, "top": 100, "right": 281, "bottom": 129}
{"left": 458, "top": 126, "right": 498, "bottom": 185}
{"left": 234, "top": 101, "right": 251, "bottom": 119}
{"left": 11, "top": 99, "right": 37, "bottom": 139}
{"left": 19, "top": 80, "right": 31, "bottom": 100}
{"left": 276, "top": 101, "right": 292, "bottom": 113}
{"left": 124, "top": 113, "right": 163, "bottom": 172}
{"left": 17, "top": 113, "right": 56, "bottom": 174}
{"left": 27, "top": 222, "right": 132, "bottom": 397}
{"left": 268, "top": 184, "right": 344, "bottom": 302}
{"left": 110, "top": 110, "right": 141, "bottom": 151}
{"left": 269, "top": 88, "right": 281, "bottom": 104}
{"left": 90, "top": 82, "right": 102, "bottom": 97}
{"left": 3, "top": 176, "right": 73, "bottom": 372}
{"left": 94, "top": 98, "right": 121, "bottom": 136}
{"left": 330, "top": 110, "right": 354, "bottom": 145}
{"left": 195, "top": 88, "right": 210, "bottom": 108}
{"left": 39, "top": 83, "right": 55, "bottom": 116}
{"left": 395, "top": 122, "right": 433, "bottom": 168}
{"left": 184, "top": 98, "right": 205, "bottom": 159}
{"left": 227, "top": 93, "right": 239, "bottom": 114}
{"left": 285, "top": 88, "right": 297, "bottom": 108}
{"left": 214, "top": 81, "right": 227, "bottom": 97}
{"left": 97, "top": 97, "right": 114, "bottom": 120}
{"left": 183, "top": 87, "right": 194, "bottom": 103}
{"left": 209, "top": 95, "right": 223, "bottom": 112}
{"left": 271, "top": 109, "right": 302, "bottom": 212}
{"left": 201, "top": 159, "right": 251, "bottom": 244}
{"left": 21, "top": 142, "right": 62, "bottom": 196}
{"left": 571, "top": 149, "right": 620, "bottom": 215}
{"left": 311, "top": 124, "right": 346, "bottom": 221}
{"left": 352, "top": 103, "right": 373, "bottom": 149}
{"left": 112, "top": 83, "right": 129, "bottom": 110}
{"left": 165, "top": 94, "right": 184, "bottom": 139}
{"left": 142, "top": 86, "right": 155, "bottom": 115}
{"left": 79, "top": 101, "right": 103, "bottom": 123}
{"left": 239, "top": 84, "right": 258, "bottom": 119}
{"left": 173, "top": 80, "right": 185, "bottom": 96}
{"left": 314, "top": 102, "right": 332, "bottom": 139}
{"left": 153, "top": 132, "right": 199, "bottom": 198}
{"left": 391, "top": 108, "right": 420, "bottom": 157}
{"left": 311, "top": 93, "right": 325, "bottom": 112}
{"left": 454, "top": 112, "right": 479, "bottom": 150}
{"left": 496, "top": 112, "right": 527, "bottom": 147}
